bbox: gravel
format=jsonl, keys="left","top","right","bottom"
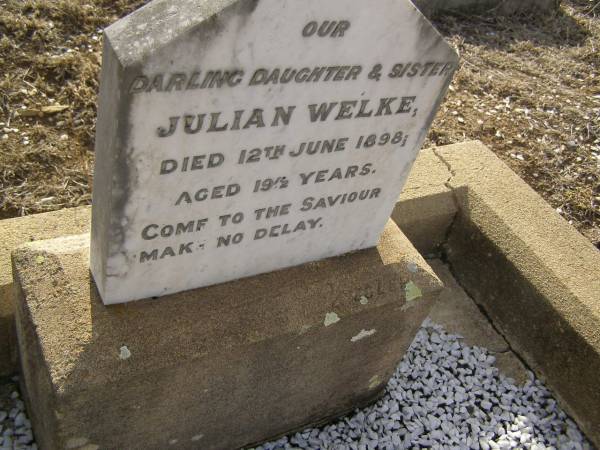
{"left": 0, "top": 320, "right": 593, "bottom": 449}
{"left": 256, "top": 319, "right": 594, "bottom": 450}
{"left": 0, "top": 378, "right": 36, "bottom": 450}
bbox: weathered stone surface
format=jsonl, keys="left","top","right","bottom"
{"left": 0, "top": 207, "right": 90, "bottom": 376}
{"left": 91, "top": 0, "right": 457, "bottom": 304}
{"left": 12, "top": 221, "right": 442, "bottom": 450}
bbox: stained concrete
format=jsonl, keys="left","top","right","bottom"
{"left": 394, "top": 142, "right": 600, "bottom": 446}
{"left": 0, "top": 207, "right": 90, "bottom": 375}
{"left": 11, "top": 221, "right": 443, "bottom": 450}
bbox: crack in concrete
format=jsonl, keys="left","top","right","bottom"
{"left": 432, "top": 147, "right": 461, "bottom": 258}
{"left": 493, "top": 349, "right": 513, "bottom": 355}
{"left": 431, "top": 147, "right": 456, "bottom": 181}
{"left": 466, "top": 291, "right": 537, "bottom": 382}
{"left": 430, "top": 147, "right": 537, "bottom": 381}
{"left": 440, "top": 245, "right": 536, "bottom": 381}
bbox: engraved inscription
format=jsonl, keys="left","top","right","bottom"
{"left": 90, "top": 0, "right": 458, "bottom": 304}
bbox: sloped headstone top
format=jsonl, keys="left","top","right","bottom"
{"left": 91, "top": 0, "right": 458, "bottom": 304}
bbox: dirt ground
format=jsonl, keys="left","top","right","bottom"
{"left": 426, "top": 0, "right": 600, "bottom": 247}
{"left": 0, "top": 1, "right": 599, "bottom": 247}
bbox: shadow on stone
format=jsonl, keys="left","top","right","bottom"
{"left": 13, "top": 223, "right": 444, "bottom": 449}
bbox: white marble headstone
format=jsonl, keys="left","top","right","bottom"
{"left": 91, "top": 0, "right": 458, "bottom": 304}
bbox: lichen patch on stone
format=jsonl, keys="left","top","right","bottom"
{"left": 404, "top": 281, "right": 422, "bottom": 302}
{"left": 65, "top": 437, "right": 89, "bottom": 449}
{"left": 351, "top": 329, "right": 377, "bottom": 342}
{"left": 118, "top": 345, "right": 131, "bottom": 360}
{"left": 324, "top": 312, "right": 340, "bottom": 327}
{"left": 368, "top": 374, "right": 382, "bottom": 390}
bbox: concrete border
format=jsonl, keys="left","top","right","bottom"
{"left": 0, "top": 207, "right": 90, "bottom": 375}
{"left": 395, "top": 141, "right": 600, "bottom": 446}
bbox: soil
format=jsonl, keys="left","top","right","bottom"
{"left": 426, "top": 0, "right": 600, "bottom": 247}
{"left": 0, "top": 1, "right": 598, "bottom": 247}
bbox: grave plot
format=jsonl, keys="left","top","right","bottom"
{"left": 2, "top": 142, "right": 599, "bottom": 449}
{"left": 0, "top": 0, "right": 598, "bottom": 449}
{"left": 8, "top": 1, "right": 458, "bottom": 448}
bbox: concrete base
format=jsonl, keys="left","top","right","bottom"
{"left": 391, "top": 149, "right": 457, "bottom": 257}
{"left": 0, "top": 207, "right": 90, "bottom": 376}
{"left": 11, "top": 221, "right": 442, "bottom": 450}
{"left": 0, "top": 315, "right": 12, "bottom": 379}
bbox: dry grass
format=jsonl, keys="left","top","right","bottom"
{"left": 0, "top": 0, "right": 599, "bottom": 247}
{"left": 0, "top": 0, "right": 147, "bottom": 218}
{"left": 426, "top": 1, "right": 600, "bottom": 246}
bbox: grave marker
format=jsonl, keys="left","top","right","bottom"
{"left": 91, "top": 0, "right": 458, "bottom": 304}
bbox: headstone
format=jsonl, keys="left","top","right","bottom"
{"left": 91, "top": 0, "right": 458, "bottom": 304}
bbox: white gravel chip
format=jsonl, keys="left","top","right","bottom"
{"left": 0, "top": 378, "right": 35, "bottom": 450}
{"left": 256, "top": 319, "right": 593, "bottom": 450}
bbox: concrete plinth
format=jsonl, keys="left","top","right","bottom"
{"left": 0, "top": 207, "right": 90, "bottom": 376}
{"left": 11, "top": 221, "right": 442, "bottom": 450}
